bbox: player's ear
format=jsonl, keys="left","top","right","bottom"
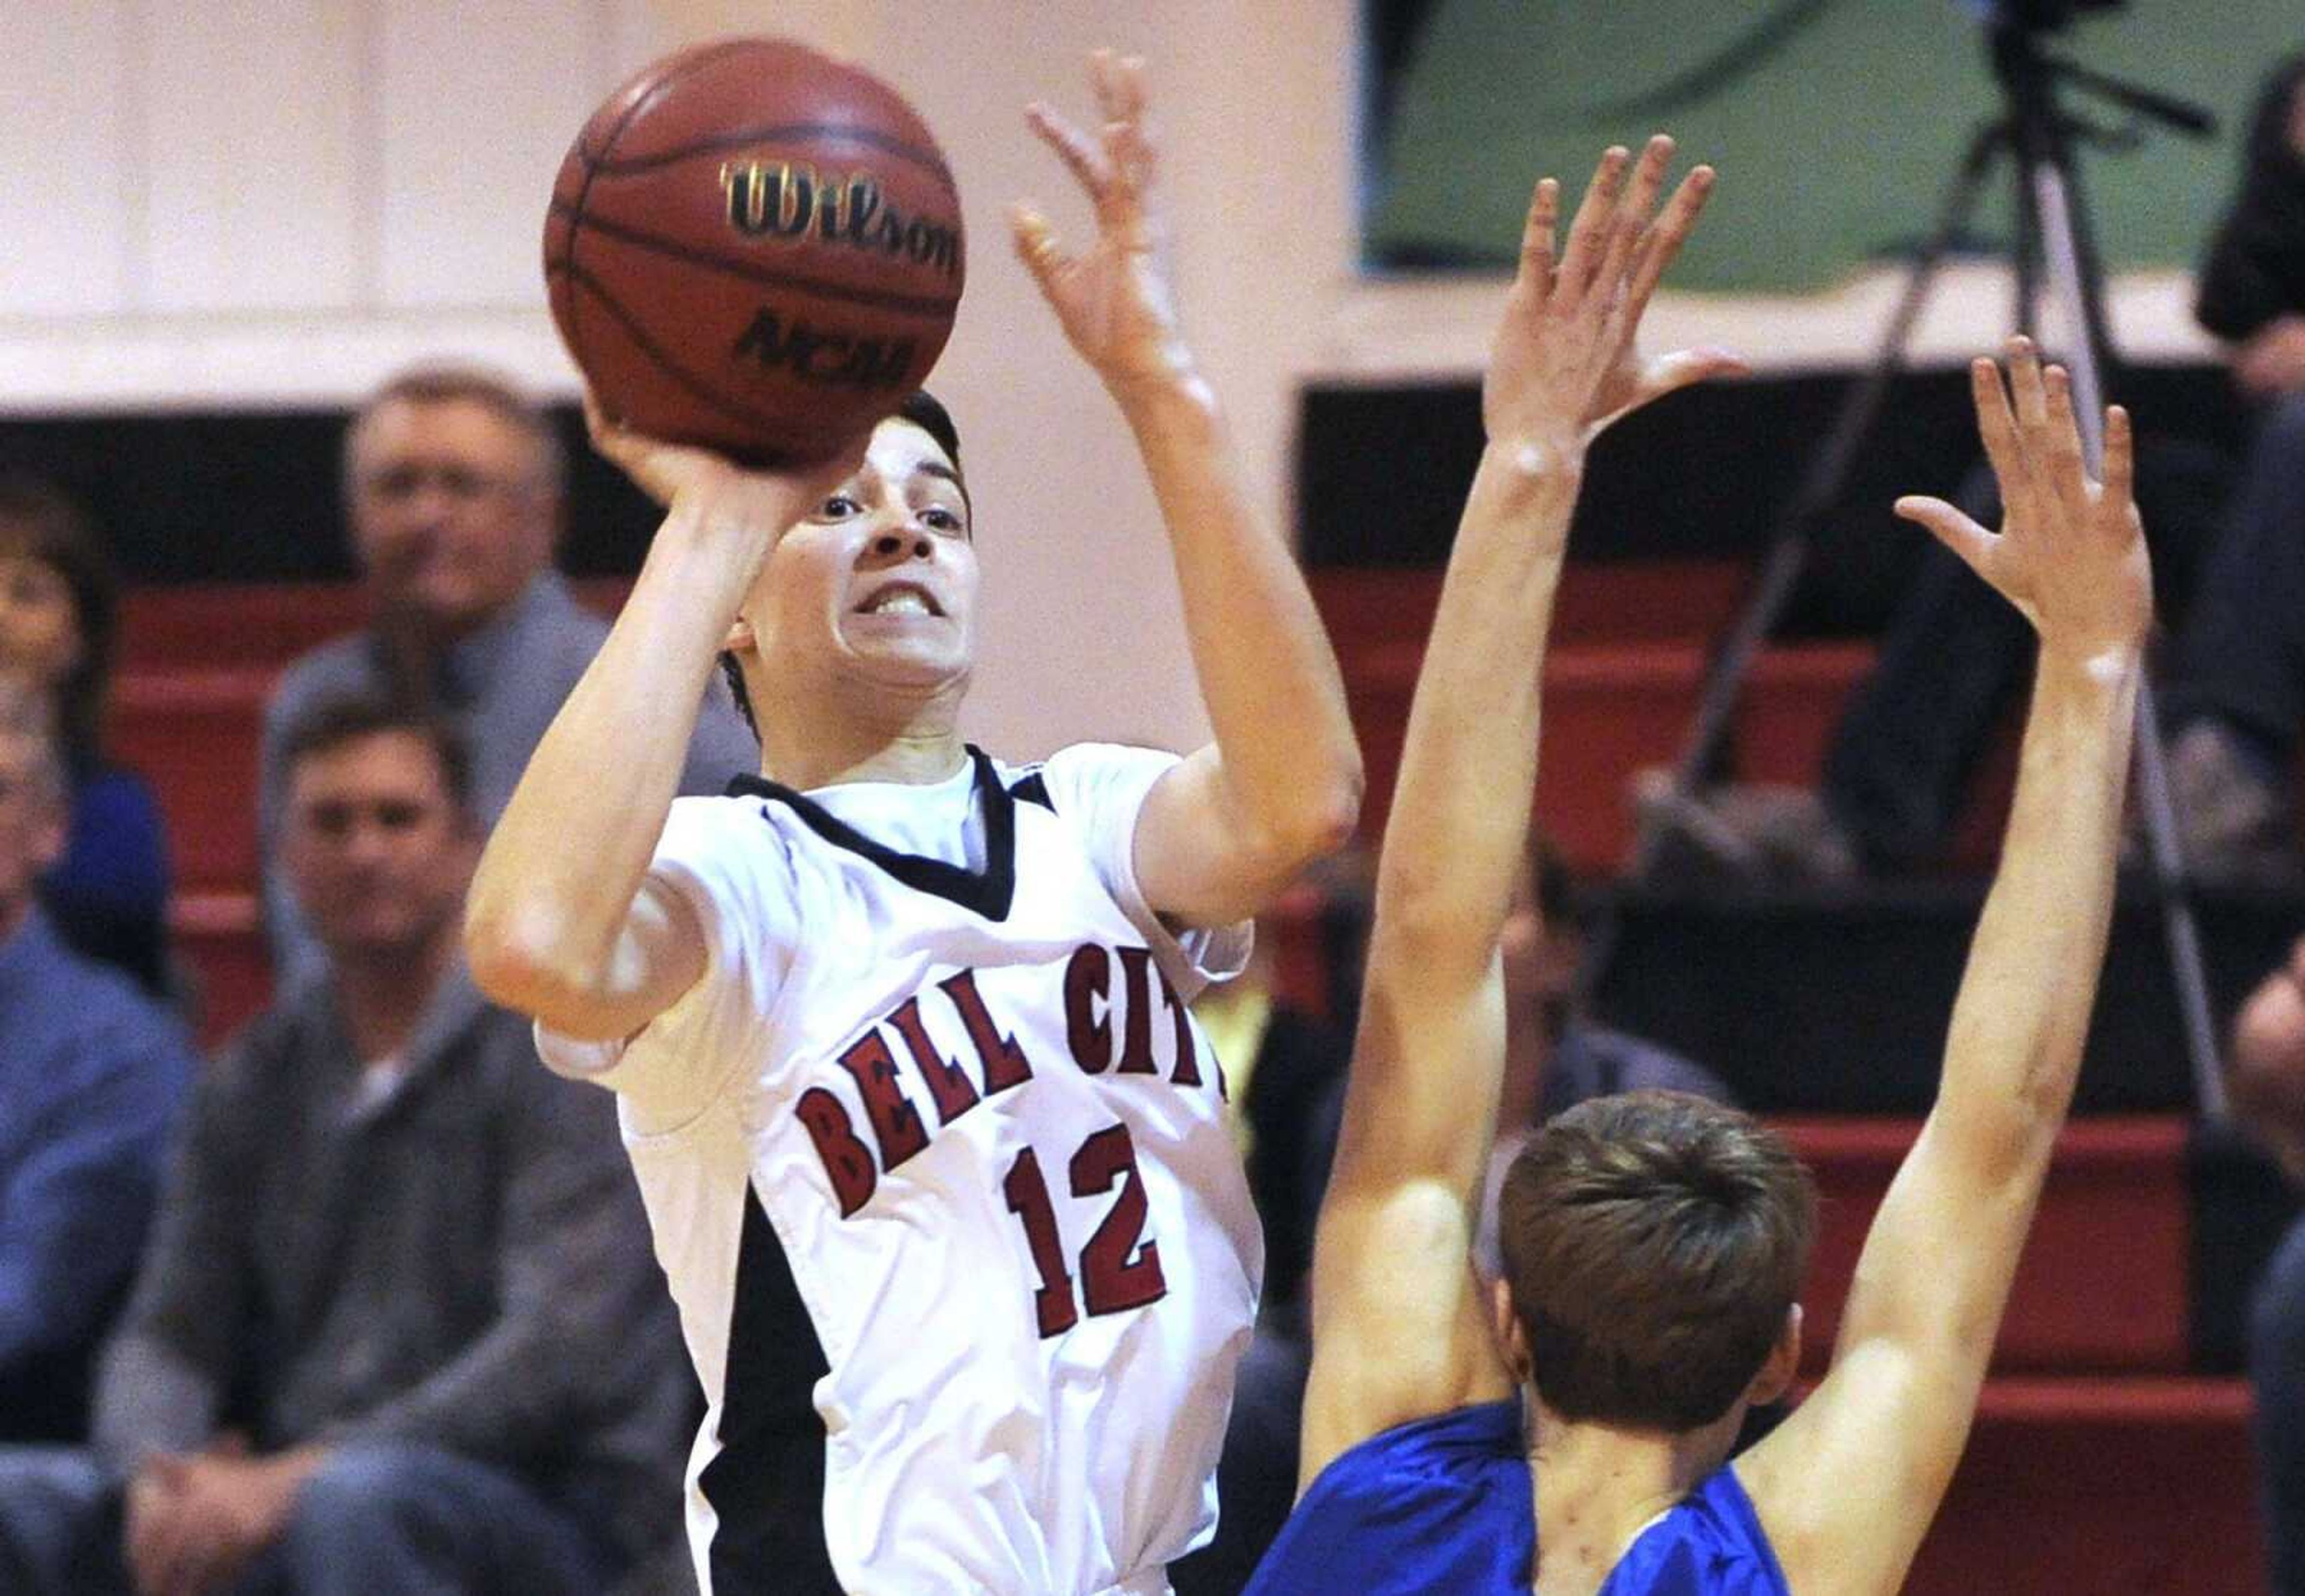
{"left": 724, "top": 612, "right": 758, "bottom": 656}
{"left": 1746, "top": 1302, "right": 1803, "bottom": 1408}
{"left": 1488, "top": 1277, "right": 1532, "bottom": 1383}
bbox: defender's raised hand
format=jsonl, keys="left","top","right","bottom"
{"left": 1894, "top": 337, "right": 2152, "bottom": 660}
{"left": 1011, "top": 50, "right": 1194, "bottom": 397}
{"left": 1484, "top": 136, "right": 1743, "bottom": 457}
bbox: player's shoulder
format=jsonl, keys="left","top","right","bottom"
{"left": 648, "top": 791, "right": 806, "bottom": 909}
{"left": 660, "top": 788, "right": 788, "bottom": 847}
{"left": 1614, "top": 1465, "right": 1792, "bottom": 1595}
{"left": 1250, "top": 1402, "right": 1530, "bottom": 1596}
{"left": 1024, "top": 740, "right": 1184, "bottom": 814}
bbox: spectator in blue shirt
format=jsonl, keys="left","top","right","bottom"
{"left": 0, "top": 673, "right": 192, "bottom": 1443}
{"left": 0, "top": 476, "right": 172, "bottom": 994}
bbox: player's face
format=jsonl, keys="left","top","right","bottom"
{"left": 348, "top": 397, "right": 556, "bottom": 637}
{"left": 743, "top": 416, "right": 977, "bottom": 693}
{"left": 282, "top": 729, "right": 476, "bottom": 965}
{"left": 0, "top": 555, "right": 82, "bottom": 688}
{"left": 0, "top": 729, "right": 66, "bottom": 931}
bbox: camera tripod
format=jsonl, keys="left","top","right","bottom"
{"left": 1588, "top": 15, "right": 2228, "bottom": 1113}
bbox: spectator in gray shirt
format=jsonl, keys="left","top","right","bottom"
{"left": 0, "top": 694, "right": 692, "bottom": 1596}
{"left": 261, "top": 363, "right": 756, "bottom": 977}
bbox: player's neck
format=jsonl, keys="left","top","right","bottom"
{"left": 760, "top": 714, "right": 969, "bottom": 793}
{"left": 1526, "top": 1405, "right": 1732, "bottom": 1596}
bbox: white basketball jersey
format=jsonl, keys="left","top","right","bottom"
{"left": 537, "top": 744, "right": 1261, "bottom": 1596}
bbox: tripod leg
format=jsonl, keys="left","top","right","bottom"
{"left": 2029, "top": 157, "right": 2227, "bottom": 1116}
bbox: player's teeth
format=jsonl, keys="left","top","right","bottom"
{"left": 872, "top": 591, "right": 930, "bottom": 615}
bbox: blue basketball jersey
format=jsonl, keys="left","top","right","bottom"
{"left": 1244, "top": 1401, "right": 1792, "bottom": 1596}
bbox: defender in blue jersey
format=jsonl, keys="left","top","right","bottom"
{"left": 1250, "top": 138, "right": 2151, "bottom": 1596}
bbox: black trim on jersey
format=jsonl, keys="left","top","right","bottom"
{"left": 1008, "top": 771, "right": 1053, "bottom": 812}
{"left": 699, "top": 1185, "right": 842, "bottom": 1595}
{"left": 726, "top": 745, "right": 1019, "bottom": 920}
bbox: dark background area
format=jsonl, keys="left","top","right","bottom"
{"left": 4, "top": 363, "right": 2246, "bottom": 618}
{"left": 0, "top": 406, "right": 663, "bottom": 585}
{"left": 1298, "top": 361, "right": 2250, "bottom": 634}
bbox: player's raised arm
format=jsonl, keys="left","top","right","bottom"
{"left": 1010, "top": 50, "right": 1361, "bottom": 926}
{"left": 1737, "top": 339, "right": 2151, "bottom": 1594}
{"left": 463, "top": 417, "right": 857, "bottom": 1041}
{"left": 1297, "top": 140, "right": 1740, "bottom": 1487}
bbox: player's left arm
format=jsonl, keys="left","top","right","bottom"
{"left": 1011, "top": 50, "right": 1362, "bottom": 927}
{"left": 1298, "top": 142, "right": 1739, "bottom": 1489}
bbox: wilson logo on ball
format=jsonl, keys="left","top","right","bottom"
{"left": 719, "top": 161, "right": 961, "bottom": 280}
{"left": 731, "top": 308, "right": 918, "bottom": 390}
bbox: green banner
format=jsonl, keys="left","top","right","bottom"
{"left": 1368, "top": 1, "right": 2298, "bottom": 293}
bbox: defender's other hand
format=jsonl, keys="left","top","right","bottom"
{"left": 1483, "top": 136, "right": 1744, "bottom": 456}
{"left": 1011, "top": 50, "right": 1196, "bottom": 399}
{"left": 1894, "top": 336, "right": 2151, "bottom": 660}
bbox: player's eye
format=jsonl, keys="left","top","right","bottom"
{"left": 818, "top": 493, "right": 862, "bottom": 520}
{"left": 920, "top": 505, "right": 965, "bottom": 534}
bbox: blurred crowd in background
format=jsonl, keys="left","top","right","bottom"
{"left": 1, "top": 40, "right": 2304, "bottom": 1596}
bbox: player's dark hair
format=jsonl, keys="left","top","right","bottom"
{"left": 277, "top": 691, "right": 475, "bottom": 818}
{"left": 720, "top": 651, "right": 758, "bottom": 744}
{"left": 712, "top": 389, "right": 964, "bottom": 748}
{"left": 899, "top": 390, "right": 962, "bottom": 468}
{"left": 1498, "top": 1091, "right": 1816, "bottom": 1432}
{"left": 0, "top": 474, "right": 119, "bottom": 777}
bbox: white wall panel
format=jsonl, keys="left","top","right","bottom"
{"left": 603, "top": 0, "right": 670, "bottom": 83}
{"left": 0, "top": 0, "right": 134, "bottom": 316}
{"left": 374, "top": 0, "right": 610, "bottom": 309}
{"left": 140, "top": 1, "right": 364, "bottom": 312}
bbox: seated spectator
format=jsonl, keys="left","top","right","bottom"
{"left": 1473, "top": 835, "right": 1735, "bottom": 1271}
{"left": 1196, "top": 924, "right": 1354, "bottom": 1315}
{"left": 1642, "top": 53, "right": 2305, "bottom": 884}
{"left": 0, "top": 677, "right": 191, "bottom": 1444}
{"left": 1174, "top": 926, "right": 1353, "bottom": 1596}
{"left": 260, "top": 363, "right": 756, "bottom": 976}
{"left": 0, "top": 695, "right": 690, "bottom": 1595}
{"left": 2154, "top": 50, "right": 2305, "bottom": 874}
{"left": 0, "top": 476, "right": 171, "bottom": 991}
{"left": 2226, "top": 934, "right": 2305, "bottom": 1594}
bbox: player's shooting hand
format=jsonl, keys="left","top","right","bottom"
{"left": 1011, "top": 50, "right": 1196, "bottom": 401}
{"left": 1483, "top": 137, "right": 1744, "bottom": 459}
{"left": 1894, "top": 337, "right": 2151, "bottom": 661}
{"left": 585, "top": 393, "right": 866, "bottom": 550}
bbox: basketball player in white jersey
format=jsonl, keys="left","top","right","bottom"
{"left": 464, "top": 51, "right": 1360, "bottom": 1596}
{"left": 1253, "top": 143, "right": 2152, "bottom": 1595}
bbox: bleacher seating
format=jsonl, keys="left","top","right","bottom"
{"left": 117, "top": 565, "right": 2284, "bottom": 1588}
{"left": 1309, "top": 565, "right": 2017, "bottom": 875}
{"left": 1786, "top": 1116, "right": 2264, "bottom": 1591}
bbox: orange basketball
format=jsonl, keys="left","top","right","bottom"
{"left": 544, "top": 37, "right": 964, "bottom": 466}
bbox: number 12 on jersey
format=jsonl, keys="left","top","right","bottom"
{"left": 1002, "top": 1122, "right": 1169, "bottom": 1338}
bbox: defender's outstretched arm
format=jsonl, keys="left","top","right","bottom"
{"left": 1298, "top": 140, "right": 1738, "bottom": 1487}
{"left": 1739, "top": 339, "right": 2151, "bottom": 1595}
